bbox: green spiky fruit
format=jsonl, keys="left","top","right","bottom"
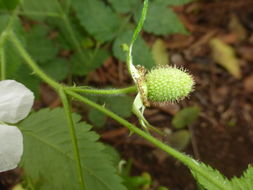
{"left": 145, "top": 67, "right": 194, "bottom": 103}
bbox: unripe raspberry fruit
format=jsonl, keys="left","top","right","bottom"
{"left": 145, "top": 67, "right": 194, "bottom": 103}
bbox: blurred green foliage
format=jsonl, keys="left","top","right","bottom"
{"left": 0, "top": 0, "right": 190, "bottom": 97}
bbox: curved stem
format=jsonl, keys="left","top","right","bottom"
{"left": 59, "top": 88, "right": 86, "bottom": 190}
{"left": 9, "top": 32, "right": 61, "bottom": 90}
{"left": 130, "top": 0, "right": 148, "bottom": 48}
{"left": 0, "top": 9, "right": 18, "bottom": 80}
{"left": 66, "top": 90, "right": 190, "bottom": 161}
{"left": 65, "top": 90, "right": 229, "bottom": 190}
{"left": 0, "top": 45, "right": 6, "bottom": 80}
{"left": 127, "top": 0, "right": 148, "bottom": 73}
{"left": 66, "top": 85, "right": 137, "bottom": 95}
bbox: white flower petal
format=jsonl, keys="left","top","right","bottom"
{"left": 0, "top": 124, "right": 23, "bottom": 172}
{"left": 0, "top": 80, "right": 34, "bottom": 123}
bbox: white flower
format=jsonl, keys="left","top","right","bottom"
{"left": 0, "top": 80, "right": 34, "bottom": 172}
{"left": 0, "top": 124, "right": 23, "bottom": 172}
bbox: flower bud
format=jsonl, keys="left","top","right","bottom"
{"left": 145, "top": 67, "right": 194, "bottom": 103}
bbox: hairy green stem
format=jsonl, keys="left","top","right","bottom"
{"left": 127, "top": 0, "right": 148, "bottom": 73}
{"left": 66, "top": 85, "right": 137, "bottom": 95}
{"left": 9, "top": 32, "right": 61, "bottom": 89}
{"left": 0, "top": 45, "right": 5, "bottom": 80}
{"left": 130, "top": 0, "right": 148, "bottom": 48}
{"left": 0, "top": 10, "right": 18, "bottom": 80}
{"left": 65, "top": 90, "right": 229, "bottom": 190}
{"left": 59, "top": 88, "right": 86, "bottom": 190}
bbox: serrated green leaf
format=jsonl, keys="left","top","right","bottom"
{"left": 113, "top": 30, "right": 155, "bottom": 69}
{"left": 71, "top": 49, "right": 109, "bottom": 76}
{"left": 0, "top": 0, "right": 20, "bottom": 11}
{"left": 151, "top": 39, "right": 169, "bottom": 66}
{"left": 88, "top": 108, "right": 107, "bottom": 128}
{"left": 190, "top": 161, "right": 231, "bottom": 190}
{"left": 40, "top": 58, "right": 68, "bottom": 81}
{"left": 230, "top": 166, "right": 253, "bottom": 190}
{"left": 19, "top": 108, "right": 127, "bottom": 190}
{"left": 21, "top": 0, "right": 61, "bottom": 20}
{"left": 172, "top": 106, "right": 200, "bottom": 129}
{"left": 25, "top": 25, "right": 58, "bottom": 63}
{"left": 154, "top": 0, "right": 193, "bottom": 6}
{"left": 71, "top": 0, "right": 121, "bottom": 42}
{"left": 241, "top": 166, "right": 253, "bottom": 180}
{"left": 108, "top": 0, "right": 140, "bottom": 14}
{"left": 102, "top": 144, "right": 121, "bottom": 167}
{"left": 134, "top": 2, "right": 188, "bottom": 35}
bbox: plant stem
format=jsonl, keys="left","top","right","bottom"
{"left": 0, "top": 44, "right": 5, "bottom": 80}
{"left": 130, "top": 0, "right": 148, "bottom": 48}
{"left": 65, "top": 89, "right": 229, "bottom": 190}
{"left": 66, "top": 85, "right": 137, "bottom": 95}
{"left": 0, "top": 10, "right": 18, "bottom": 80}
{"left": 9, "top": 32, "right": 61, "bottom": 90}
{"left": 59, "top": 88, "right": 86, "bottom": 190}
{"left": 65, "top": 89, "right": 189, "bottom": 162}
{"left": 127, "top": 0, "right": 148, "bottom": 73}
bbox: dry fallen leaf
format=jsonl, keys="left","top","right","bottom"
{"left": 210, "top": 38, "right": 241, "bottom": 79}
{"left": 12, "top": 184, "right": 26, "bottom": 190}
{"left": 229, "top": 14, "right": 247, "bottom": 42}
{"left": 244, "top": 74, "right": 253, "bottom": 93}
